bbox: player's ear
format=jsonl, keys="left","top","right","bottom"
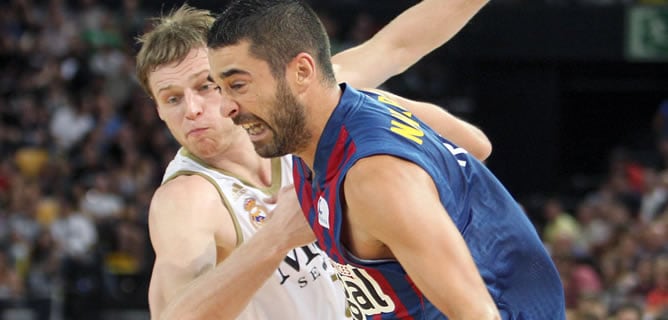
{"left": 290, "top": 52, "right": 316, "bottom": 91}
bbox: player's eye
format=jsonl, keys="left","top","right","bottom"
{"left": 166, "top": 96, "right": 181, "bottom": 105}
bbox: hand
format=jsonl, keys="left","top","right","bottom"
{"left": 265, "top": 185, "right": 316, "bottom": 251}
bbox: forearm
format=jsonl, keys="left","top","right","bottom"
{"left": 159, "top": 230, "right": 287, "bottom": 320}
{"left": 333, "top": 0, "right": 489, "bottom": 88}
{"left": 370, "top": 0, "right": 489, "bottom": 76}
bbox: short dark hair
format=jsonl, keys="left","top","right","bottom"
{"left": 208, "top": 0, "right": 336, "bottom": 85}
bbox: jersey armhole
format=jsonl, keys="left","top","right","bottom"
{"left": 163, "top": 170, "right": 244, "bottom": 247}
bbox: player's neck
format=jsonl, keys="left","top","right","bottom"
{"left": 205, "top": 139, "right": 274, "bottom": 188}
{"left": 295, "top": 84, "right": 342, "bottom": 170}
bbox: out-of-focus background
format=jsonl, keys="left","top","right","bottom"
{"left": 0, "top": 0, "right": 667, "bottom": 319}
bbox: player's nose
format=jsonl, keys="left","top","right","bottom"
{"left": 184, "top": 90, "right": 203, "bottom": 120}
{"left": 220, "top": 97, "right": 239, "bottom": 119}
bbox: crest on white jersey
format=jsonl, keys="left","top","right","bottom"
{"left": 244, "top": 197, "right": 269, "bottom": 228}
{"left": 317, "top": 196, "right": 330, "bottom": 229}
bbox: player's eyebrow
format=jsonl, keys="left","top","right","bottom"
{"left": 218, "top": 68, "right": 250, "bottom": 79}
{"left": 157, "top": 70, "right": 210, "bottom": 94}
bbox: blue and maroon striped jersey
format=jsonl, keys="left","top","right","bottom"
{"left": 292, "top": 84, "right": 565, "bottom": 320}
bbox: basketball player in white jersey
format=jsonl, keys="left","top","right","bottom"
{"left": 135, "top": 1, "right": 490, "bottom": 319}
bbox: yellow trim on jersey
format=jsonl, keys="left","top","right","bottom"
{"left": 163, "top": 170, "right": 244, "bottom": 247}
{"left": 267, "top": 157, "right": 283, "bottom": 195}
{"left": 179, "top": 148, "right": 283, "bottom": 196}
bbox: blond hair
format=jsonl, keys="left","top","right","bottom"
{"left": 135, "top": 4, "right": 214, "bottom": 98}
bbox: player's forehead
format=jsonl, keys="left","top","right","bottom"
{"left": 149, "top": 47, "right": 211, "bottom": 92}
{"left": 208, "top": 41, "right": 267, "bottom": 80}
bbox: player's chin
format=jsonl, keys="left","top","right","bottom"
{"left": 252, "top": 141, "right": 285, "bottom": 158}
{"left": 189, "top": 140, "right": 219, "bottom": 158}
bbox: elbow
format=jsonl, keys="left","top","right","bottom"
{"left": 480, "top": 138, "right": 493, "bottom": 162}
{"left": 472, "top": 136, "right": 493, "bottom": 162}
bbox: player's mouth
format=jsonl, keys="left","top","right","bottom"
{"left": 241, "top": 122, "right": 263, "bottom": 134}
{"left": 187, "top": 127, "right": 208, "bottom": 137}
{"left": 241, "top": 122, "right": 269, "bottom": 141}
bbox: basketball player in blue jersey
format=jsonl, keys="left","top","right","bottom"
{"left": 208, "top": 0, "right": 566, "bottom": 319}
{"left": 137, "top": 1, "right": 491, "bottom": 319}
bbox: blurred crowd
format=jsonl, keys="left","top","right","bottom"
{"left": 0, "top": 0, "right": 666, "bottom": 319}
{"left": 537, "top": 120, "right": 668, "bottom": 320}
{"left": 0, "top": 0, "right": 165, "bottom": 318}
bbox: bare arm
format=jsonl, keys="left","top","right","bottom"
{"left": 368, "top": 88, "right": 491, "bottom": 161}
{"left": 148, "top": 175, "right": 231, "bottom": 319}
{"left": 332, "top": 0, "right": 489, "bottom": 88}
{"left": 343, "top": 156, "right": 500, "bottom": 319}
{"left": 150, "top": 178, "right": 312, "bottom": 320}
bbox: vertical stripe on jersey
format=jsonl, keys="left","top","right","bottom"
{"left": 292, "top": 158, "right": 318, "bottom": 232}
{"left": 292, "top": 156, "right": 339, "bottom": 259}
{"left": 323, "top": 126, "right": 356, "bottom": 263}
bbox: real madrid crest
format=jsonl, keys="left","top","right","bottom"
{"left": 244, "top": 197, "right": 269, "bottom": 228}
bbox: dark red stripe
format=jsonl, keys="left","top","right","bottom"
{"left": 293, "top": 160, "right": 325, "bottom": 245}
{"left": 365, "top": 268, "right": 414, "bottom": 320}
{"left": 323, "top": 126, "right": 355, "bottom": 262}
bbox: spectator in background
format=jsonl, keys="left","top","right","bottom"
{"left": 553, "top": 252, "right": 602, "bottom": 309}
{"left": 49, "top": 92, "right": 95, "bottom": 153}
{"left": 640, "top": 167, "right": 668, "bottom": 224}
{"left": 646, "top": 256, "right": 668, "bottom": 318}
{"left": 0, "top": 248, "right": 24, "bottom": 308}
{"left": 50, "top": 195, "right": 100, "bottom": 319}
{"left": 26, "top": 229, "right": 61, "bottom": 320}
{"left": 80, "top": 173, "right": 124, "bottom": 223}
{"left": 612, "top": 301, "right": 643, "bottom": 320}
{"left": 575, "top": 294, "right": 608, "bottom": 320}
{"left": 50, "top": 195, "right": 97, "bottom": 263}
{"left": 543, "top": 196, "right": 582, "bottom": 252}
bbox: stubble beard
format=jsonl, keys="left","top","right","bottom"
{"left": 255, "top": 80, "right": 311, "bottom": 158}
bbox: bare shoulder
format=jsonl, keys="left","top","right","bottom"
{"left": 345, "top": 155, "right": 429, "bottom": 211}
{"left": 346, "top": 155, "right": 434, "bottom": 208}
{"left": 148, "top": 174, "right": 234, "bottom": 248}
{"left": 344, "top": 155, "right": 440, "bottom": 244}
{"left": 150, "top": 174, "right": 224, "bottom": 216}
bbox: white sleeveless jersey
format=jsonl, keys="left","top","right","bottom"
{"left": 162, "top": 148, "right": 348, "bottom": 320}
